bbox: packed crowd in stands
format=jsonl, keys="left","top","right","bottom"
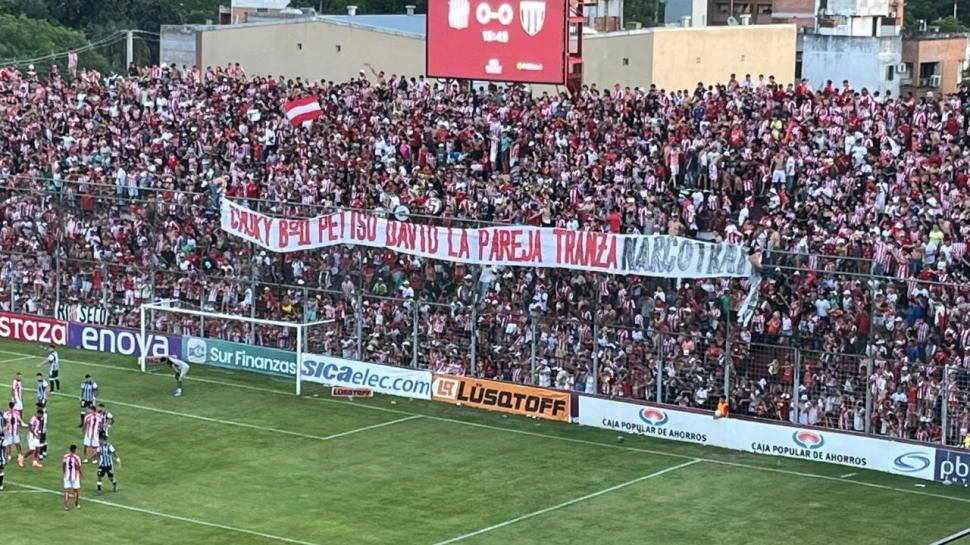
{"left": 1, "top": 61, "right": 970, "bottom": 445}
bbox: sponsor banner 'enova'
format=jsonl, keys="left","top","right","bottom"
{"left": 577, "top": 396, "right": 935, "bottom": 481}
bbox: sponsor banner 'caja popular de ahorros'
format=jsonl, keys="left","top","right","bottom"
{"left": 577, "top": 396, "right": 936, "bottom": 480}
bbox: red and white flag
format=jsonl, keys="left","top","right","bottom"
{"left": 284, "top": 96, "right": 321, "bottom": 126}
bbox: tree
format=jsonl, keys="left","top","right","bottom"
{"left": 0, "top": 14, "right": 110, "bottom": 72}
{"left": 932, "top": 15, "right": 969, "bottom": 31}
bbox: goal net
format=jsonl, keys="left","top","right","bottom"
{"left": 138, "top": 300, "right": 335, "bottom": 395}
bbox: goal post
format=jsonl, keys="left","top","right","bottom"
{"left": 138, "top": 301, "right": 335, "bottom": 396}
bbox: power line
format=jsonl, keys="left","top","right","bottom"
{"left": 0, "top": 30, "right": 149, "bottom": 68}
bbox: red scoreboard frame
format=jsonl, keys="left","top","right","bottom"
{"left": 426, "top": 0, "right": 568, "bottom": 85}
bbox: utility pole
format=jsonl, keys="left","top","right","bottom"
{"left": 126, "top": 30, "right": 134, "bottom": 69}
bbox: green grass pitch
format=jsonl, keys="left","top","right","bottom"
{"left": 0, "top": 338, "right": 968, "bottom": 545}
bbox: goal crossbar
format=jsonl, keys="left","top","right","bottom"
{"left": 138, "top": 302, "right": 335, "bottom": 395}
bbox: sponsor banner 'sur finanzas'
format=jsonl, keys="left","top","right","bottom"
{"left": 182, "top": 336, "right": 297, "bottom": 377}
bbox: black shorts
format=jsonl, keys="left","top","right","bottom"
{"left": 39, "top": 432, "right": 46, "bottom": 445}
{"left": 37, "top": 400, "right": 46, "bottom": 409}
{"left": 81, "top": 400, "right": 95, "bottom": 410}
{"left": 49, "top": 369, "right": 59, "bottom": 379}
{"left": 97, "top": 466, "right": 114, "bottom": 479}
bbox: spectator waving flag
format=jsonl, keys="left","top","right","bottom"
{"left": 283, "top": 96, "right": 321, "bottom": 126}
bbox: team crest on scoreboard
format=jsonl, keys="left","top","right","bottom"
{"left": 519, "top": 1, "right": 546, "bottom": 36}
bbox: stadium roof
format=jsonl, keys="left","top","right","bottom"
{"left": 320, "top": 15, "right": 427, "bottom": 38}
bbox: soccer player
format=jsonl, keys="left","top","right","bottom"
{"left": 11, "top": 372, "right": 25, "bottom": 426}
{"left": 0, "top": 433, "right": 5, "bottom": 491}
{"left": 23, "top": 408, "right": 44, "bottom": 468}
{"left": 37, "top": 402, "right": 49, "bottom": 461}
{"left": 147, "top": 356, "right": 191, "bottom": 396}
{"left": 169, "top": 357, "right": 190, "bottom": 397}
{"left": 36, "top": 373, "right": 49, "bottom": 408}
{"left": 3, "top": 401, "right": 24, "bottom": 467}
{"left": 63, "top": 444, "right": 82, "bottom": 510}
{"left": 97, "top": 403, "right": 114, "bottom": 439}
{"left": 79, "top": 375, "right": 98, "bottom": 428}
{"left": 45, "top": 346, "right": 61, "bottom": 392}
{"left": 95, "top": 434, "right": 120, "bottom": 495}
{"left": 81, "top": 406, "right": 102, "bottom": 463}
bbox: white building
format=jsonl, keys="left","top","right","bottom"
{"left": 800, "top": 0, "right": 903, "bottom": 96}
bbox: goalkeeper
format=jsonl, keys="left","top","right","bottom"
{"left": 145, "top": 356, "right": 191, "bottom": 397}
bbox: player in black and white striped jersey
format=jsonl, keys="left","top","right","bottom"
{"left": 95, "top": 434, "right": 120, "bottom": 495}
{"left": 78, "top": 375, "right": 97, "bottom": 428}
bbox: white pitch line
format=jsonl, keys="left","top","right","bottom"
{"left": 39, "top": 389, "right": 421, "bottom": 443}
{"left": 3, "top": 349, "right": 970, "bottom": 507}
{"left": 2, "top": 489, "right": 49, "bottom": 494}
{"left": 8, "top": 482, "right": 322, "bottom": 545}
{"left": 840, "top": 473, "right": 858, "bottom": 479}
{"left": 928, "top": 527, "right": 970, "bottom": 545}
{"left": 1, "top": 355, "right": 37, "bottom": 364}
{"left": 432, "top": 459, "right": 703, "bottom": 545}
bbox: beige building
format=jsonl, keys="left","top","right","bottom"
{"left": 161, "top": 15, "right": 796, "bottom": 90}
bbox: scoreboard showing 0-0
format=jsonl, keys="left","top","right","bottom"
{"left": 426, "top": 0, "right": 568, "bottom": 84}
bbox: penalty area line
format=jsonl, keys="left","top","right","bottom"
{"left": 8, "top": 482, "right": 322, "bottom": 545}
{"left": 39, "top": 389, "right": 422, "bottom": 443}
{"left": 431, "top": 459, "right": 703, "bottom": 545}
{"left": 928, "top": 527, "right": 970, "bottom": 545}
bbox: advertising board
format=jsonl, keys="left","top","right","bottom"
{"left": 68, "top": 323, "right": 182, "bottom": 358}
{"left": 426, "top": 0, "right": 568, "bottom": 84}
{"left": 935, "top": 448, "right": 970, "bottom": 485}
{"left": 301, "top": 355, "right": 431, "bottom": 400}
{"left": 183, "top": 336, "right": 297, "bottom": 377}
{"left": 432, "top": 374, "right": 570, "bottom": 421}
{"left": 578, "top": 396, "right": 936, "bottom": 480}
{"left": 0, "top": 312, "right": 66, "bottom": 345}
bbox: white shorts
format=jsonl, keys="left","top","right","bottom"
{"left": 83, "top": 435, "right": 99, "bottom": 448}
{"left": 179, "top": 364, "right": 190, "bottom": 378}
{"left": 772, "top": 169, "right": 786, "bottom": 184}
{"left": 4, "top": 433, "right": 19, "bottom": 445}
{"left": 28, "top": 434, "right": 41, "bottom": 450}
{"left": 13, "top": 401, "right": 22, "bottom": 411}
{"left": 63, "top": 478, "right": 80, "bottom": 490}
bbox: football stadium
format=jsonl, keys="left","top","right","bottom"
{"left": 2, "top": 0, "right": 970, "bottom": 543}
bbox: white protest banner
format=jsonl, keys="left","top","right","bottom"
{"left": 221, "top": 199, "right": 753, "bottom": 279}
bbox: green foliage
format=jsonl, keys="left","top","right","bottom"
{"left": 932, "top": 15, "right": 970, "bottom": 31}
{"left": 0, "top": 14, "right": 109, "bottom": 72}
{"left": 625, "top": 0, "right": 659, "bottom": 26}
{"left": 905, "top": 0, "right": 970, "bottom": 29}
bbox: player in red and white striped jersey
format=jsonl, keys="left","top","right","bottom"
{"left": 62, "top": 444, "right": 82, "bottom": 510}
{"left": 3, "top": 402, "right": 24, "bottom": 467}
{"left": 81, "top": 407, "right": 103, "bottom": 463}
{"left": 23, "top": 408, "right": 44, "bottom": 468}
{"left": 11, "top": 372, "right": 25, "bottom": 424}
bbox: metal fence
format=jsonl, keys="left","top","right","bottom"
{"left": 1, "top": 178, "right": 966, "bottom": 446}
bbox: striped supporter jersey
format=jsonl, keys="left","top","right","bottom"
{"left": 63, "top": 453, "right": 82, "bottom": 481}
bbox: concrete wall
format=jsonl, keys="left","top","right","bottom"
{"left": 649, "top": 25, "right": 796, "bottom": 89}
{"left": 189, "top": 19, "right": 795, "bottom": 92}
{"left": 580, "top": 25, "right": 795, "bottom": 90}
{"left": 197, "top": 19, "right": 425, "bottom": 81}
{"left": 160, "top": 25, "right": 200, "bottom": 69}
{"left": 827, "top": 0, "right": 889, "bottom": 17}
{"left": 802, "top": 34, "right": 901, "bottom": 96}
{"left": 583, "top": 31, "right": 655, "bottom": 89}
